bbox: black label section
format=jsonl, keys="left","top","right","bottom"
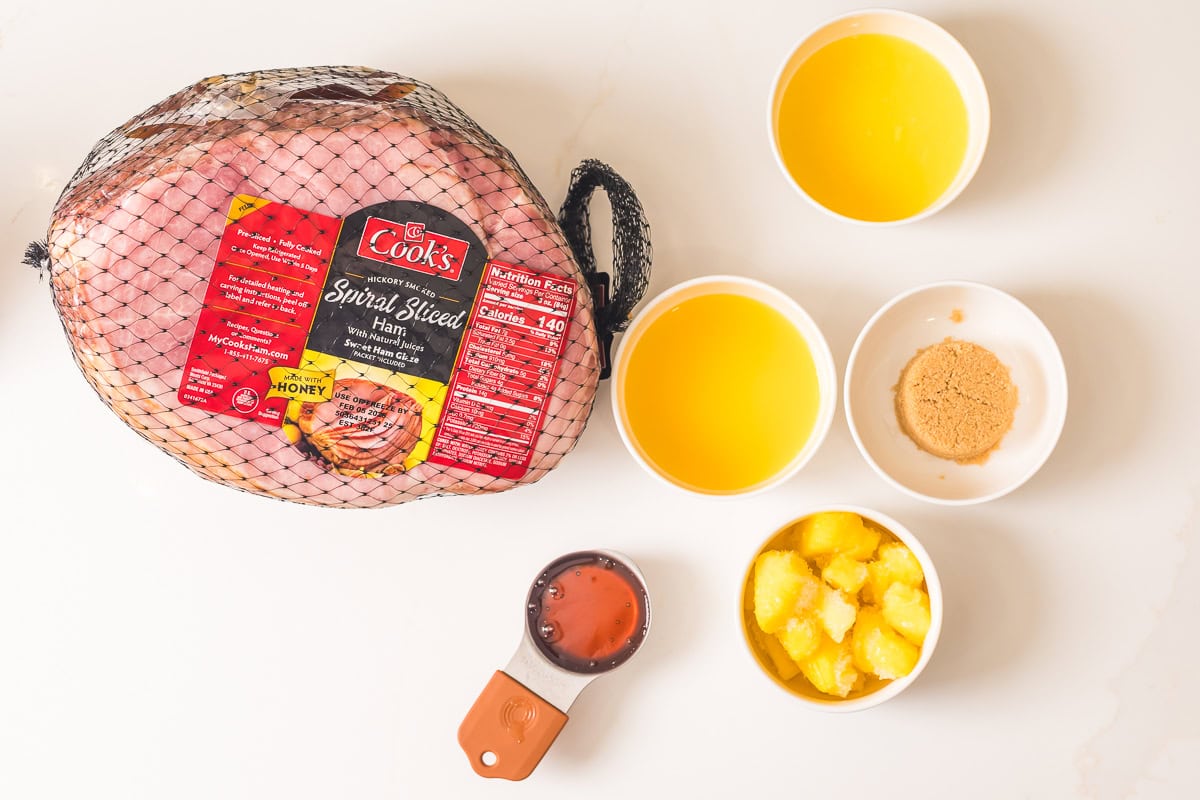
{"left": 306, "top": 201, "right": 487, "bottom": 383}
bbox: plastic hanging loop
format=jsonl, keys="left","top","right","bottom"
{"left": 558, "top": 160, "right": 652, "bottom": 379}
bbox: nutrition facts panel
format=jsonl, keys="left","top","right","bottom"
{"left": 428, "top": 261, "right": 578, "bottom": 479}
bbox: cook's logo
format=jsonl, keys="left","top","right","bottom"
{"left": 403, "top": 221, "right": 425, "bottom": 242}
{"left": 357, "top": 216, "right": 468, "bottom": 281}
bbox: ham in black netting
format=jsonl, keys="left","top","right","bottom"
{"left": 28, "top": 66, "right": 650, "bottom": 508}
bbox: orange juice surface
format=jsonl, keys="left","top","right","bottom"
{"left": 775, "top": 33, "right": 968, "bottom": 222}
{"left": 622, "top": 293, "right": 820, "bottom": 493}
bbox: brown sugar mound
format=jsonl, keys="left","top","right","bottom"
{"left": 894, "top": 339, "right": 1018, "bottom": 465}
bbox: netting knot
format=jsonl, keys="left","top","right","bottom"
{"left": 23, "top": 240, "right": 50, "bottom": 281}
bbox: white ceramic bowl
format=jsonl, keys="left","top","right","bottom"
{"left": 611, "top": 275, "right": 837, "bottom": 498}
{"left": 740, "top": 506, "right": 942, "bottom": 712}
{"left": 768, "top": 8, "right": 990, "bottom": 226}
{"left": 845, "top": 281, "right": 1068, "bottom": 505}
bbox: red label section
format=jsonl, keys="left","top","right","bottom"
{"left": 176, "top": 198, "right": 339, "bottom": 424}
{"left": 355, "top": 215, "right": 470, "bottom": 280}
{"left": 427, "top": 262, "right": 577, "bottom": 480}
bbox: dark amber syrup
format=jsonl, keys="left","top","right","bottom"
{"left": 526, "top": 552, "right": 648, "bottom": 674}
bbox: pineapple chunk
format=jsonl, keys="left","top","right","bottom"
{"left": 817, "top": 584, "right": 858, "bottom": 643}
{"left": 863, "top": 542, "right": 925, "bottom": 603}
{"left": 778, "top": 614, "right": 821, "bottom": 662}
{"left": 881, "top": 583, "right": 931, "bottom": 646}
{"left": 853, "top": 606, "right": 920, "bottom": 680}
{"left": 799, "top": 635, "right": 858, "bottom": 698}
{"left": 795, "top": 512, "right": 881, "bottom": 560}
{"left": 752, "top": 626, "right": 801, "bottom": 681}
{"left": 753, "top": 550, "right": 819, "bottom": 634}
{"left": 822, "top": 553, "right": 869, "bottom": 593}
{"left": 851, "top": 607, "right": 883, "bottom": 674}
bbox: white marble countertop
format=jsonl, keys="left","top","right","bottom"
{"left": 1, "top": 0, "right": 1196, "bottom": 797}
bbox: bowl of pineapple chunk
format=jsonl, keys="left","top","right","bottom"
{"left": 740, "top": 508, "right": 941, "bottom": 710}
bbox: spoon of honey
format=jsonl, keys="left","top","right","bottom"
{"left": 458, "top": 550, "right": 651, "bottom": 780}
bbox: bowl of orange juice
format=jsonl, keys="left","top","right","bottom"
{"left": 611, "top": 276, "right": 836, "bottom": 497}
{"left": 769, "top": 9, "right": 989, "bottom": 225}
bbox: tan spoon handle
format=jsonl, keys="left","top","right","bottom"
{"left": 457, "top": 671, "right": 568, "bottom": 781}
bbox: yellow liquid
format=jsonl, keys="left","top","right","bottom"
{"left": 776, "top": 33, "right": 969, "bottom": 222}
{"left": 622, "top": 293, "right": 820, "bottom": 493}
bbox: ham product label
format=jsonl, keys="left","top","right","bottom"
{"left": 177, "top": 195, "right": 575, "bottom": 479}
{"left": 177, "top": 196, "right": 339, "bottom": 426}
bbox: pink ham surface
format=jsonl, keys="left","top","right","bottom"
{"left": 46, "top": 67, "right": 599, "bottom": 507}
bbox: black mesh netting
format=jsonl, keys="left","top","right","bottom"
{"left": 27, "top": 66, "right": 651, "bottom": 508}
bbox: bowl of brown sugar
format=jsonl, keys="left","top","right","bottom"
{"left": 845, "top": 282, "right": 1067, "bottom": 505}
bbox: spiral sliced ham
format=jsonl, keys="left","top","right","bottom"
{"left": 44, "top": 67, "right": 600, "bottom": 507}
